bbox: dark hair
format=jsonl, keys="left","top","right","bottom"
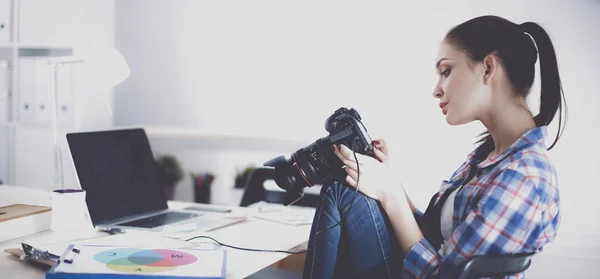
{"left": 445, "top": 15, "right": 567, "bottom": 151}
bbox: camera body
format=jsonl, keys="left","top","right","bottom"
{"left": 264, "top": 107, "right": 375, "bottom": 206}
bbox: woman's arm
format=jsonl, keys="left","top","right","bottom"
{"left": 380, "top": 189, "right": 424, "bottom": 255}
{"left": 404, "top": 189, "right": 417, "bottom": 213}
{"left": 369, "top": 139, "right": 418, "bottom": 213}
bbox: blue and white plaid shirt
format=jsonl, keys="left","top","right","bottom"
{"left": 403, "top": 126, "right": 561, "bottom": 279}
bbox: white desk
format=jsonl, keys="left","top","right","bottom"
{"left": 0, "top": 186, "right": 314, "bottom": 279}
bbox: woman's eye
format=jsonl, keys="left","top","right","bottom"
{"left": 441, "top": 69, "right": 451, "bottom": 78}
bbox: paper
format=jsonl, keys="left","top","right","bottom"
{"left": 54, "top": 245, "right": 225, "bottom": 277}
{"left": 22, "top": 232, "right": 197, "bottom": 258}
{"left": 162, "top": 221, "right": 198, "bottom": 233}
{"left": 77, "top": 233, "right": 196, "bottom": 248}
{"left": 158, "top": 214, "right": 248, "bottom": 240}
{"left": 250, "top": 205, "right": 315, "bottom": 226}
{"left": 253, "top": 211, "right": 314, "bottom": 226}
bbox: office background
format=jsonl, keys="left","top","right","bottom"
{"left": 0, "top": 0, "right": 599, "bottom": 277}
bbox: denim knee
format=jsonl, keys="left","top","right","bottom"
{"left": 318, "top": 180, "right": 360, "bottom": 209}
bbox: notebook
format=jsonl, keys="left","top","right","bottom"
{"left": 66, "top": 128, "right": 243, "bottom": 233}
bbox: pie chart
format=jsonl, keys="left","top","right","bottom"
{"left": 93, "top": 248, "right": 198, "bottom": 273}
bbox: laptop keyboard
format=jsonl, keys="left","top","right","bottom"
{"left": 117, "top": 212, "right": 200, "bottom": 228}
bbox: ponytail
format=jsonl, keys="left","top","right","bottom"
{"left": 520, "top": 22, "right": 567, "bottom": 150}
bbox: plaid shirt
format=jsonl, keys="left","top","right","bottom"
{"left": 403, "top": 126, "right": 561, "bottom": 279}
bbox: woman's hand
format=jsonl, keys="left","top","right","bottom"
{"left": 333, "top": 139, "right": 403, "bottom": 203}
{"left": 372, "top": 139, "right": 390, "bottom": 165}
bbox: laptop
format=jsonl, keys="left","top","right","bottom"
{"left": 66, "top": 128, "right": 242, "bottom": 232}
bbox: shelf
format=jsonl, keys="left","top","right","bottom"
{"left": 115, "top": 125, "right": 312, "bottom": 153}
{"left": 0, "top": 44, "right": 74, "bottom": 58}
{"left": 0, "top": 43, "right": 75, "bottom": 50}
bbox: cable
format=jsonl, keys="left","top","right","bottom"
{"left": 311, "top": 143, "right": 361, "bottom": 241}
{"left": 185, "top": 141, "right": 363, "bottom": 255}
{"left": 184, "top": 235, "right": 307, "bottom": 254}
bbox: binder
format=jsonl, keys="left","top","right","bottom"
{"left": 33, "top": 56, "right": 51, "bottom": 125}
{"left": 17, "top": 57, "right": 37, "bottom": 124}
{"left": 46, "top": 245, "right": 227, "bottom": 279}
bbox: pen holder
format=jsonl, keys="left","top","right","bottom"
{"left": 50, "top": 189, "right": 94, "bottom": 235}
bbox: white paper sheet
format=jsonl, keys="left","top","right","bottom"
{"left": 24, "top": 232, "right": 198, "bottom": 258}
{"left": 54, "top": 245, "right": 225, "bottom": 278}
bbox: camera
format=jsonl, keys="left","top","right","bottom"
{"left": 263, "top": 107, "right": 375, "bottom": 206}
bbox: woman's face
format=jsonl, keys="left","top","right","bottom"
{"left": 433, "top": 41, "right": 491, "bottom": 125}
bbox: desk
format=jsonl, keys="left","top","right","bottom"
{"left": 0, "top": 186, "right": 314, "bottom": 279}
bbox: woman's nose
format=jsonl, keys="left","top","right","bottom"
{"left": 433, "top": 86, "right": 443, "bottom": 99}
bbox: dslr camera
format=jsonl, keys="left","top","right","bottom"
{"left": 263, "top": 107, "right": 376, "bottom": 206}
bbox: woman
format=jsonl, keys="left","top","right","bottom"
{"left": 303, "top": 15, "right": 565, "bottom": 279}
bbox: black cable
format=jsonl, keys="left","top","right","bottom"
{"left": 311, "top": 144, "right": 361, "bottom": 240}
{"left": 185, "top": 141, "right": 363, "bottom": 255}
{"left": 184, "top": 235, "right": 307, "bottom": 254}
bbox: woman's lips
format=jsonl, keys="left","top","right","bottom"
{"left": 439, "top": 102, "right": 448, "bottom": 114}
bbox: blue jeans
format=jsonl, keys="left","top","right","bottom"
{"left": 303, "top": 181, "right": 404, "bottom": 279}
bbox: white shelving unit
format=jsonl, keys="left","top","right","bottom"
{"left": 0, "top": 0, "right": 83, "bottom": 186}
{"left": 7, "top": 45, "right": 75, "bottom": 50}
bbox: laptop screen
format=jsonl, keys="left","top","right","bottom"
{"left": 66, "top": 128, "right": 168, "bottom": 226}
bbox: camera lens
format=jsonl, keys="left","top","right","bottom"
{"left": 263, "top": 155, "right": 303, "bottom": 192}
{"left": 264, "top": 136, "right": 343, "bottom": 194}
{"left": 294, "top": 137, "right": 342, "bottom": 186}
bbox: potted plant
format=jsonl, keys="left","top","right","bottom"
{"left": 234, "top": 164, "right": 257, "bottom": 189}
{"left": 156, "top": 155, "right": 184, "bottom": 200}
{"left": 190, "top": 172, "right": 215, "bottom": 204}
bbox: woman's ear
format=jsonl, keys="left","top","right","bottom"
{"left": 482, "top": 54, "right": 498, "bottom": 85}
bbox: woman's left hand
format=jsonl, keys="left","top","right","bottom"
{"left": 333, "top": 144, "right": 402, "bottom": 203}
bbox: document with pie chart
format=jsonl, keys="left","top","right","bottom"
{"left": 50, "top": 245, "right": 226, "bottom": 278}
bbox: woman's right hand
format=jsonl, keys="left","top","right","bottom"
{"left": 372, "top": 138, "right": 390, "bottom": 166}
{"left": 372, "top": 138, "right": 416, "bottom": 213}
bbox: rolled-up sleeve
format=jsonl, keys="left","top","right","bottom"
{"left": 403, "top": 238, "right": 442, "bottom": 278}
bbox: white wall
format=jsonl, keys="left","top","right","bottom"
{"left": 114, "top": 0, "right": 600, "bottom": 276}
{"left": 61, "top": 0, "right": 118, "bottom": 189}
{"left": 13, "top": 0, "right": 116, "bottom": 190}
{"left": 76, "top": 0, "right": 117, "bottom": 131}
